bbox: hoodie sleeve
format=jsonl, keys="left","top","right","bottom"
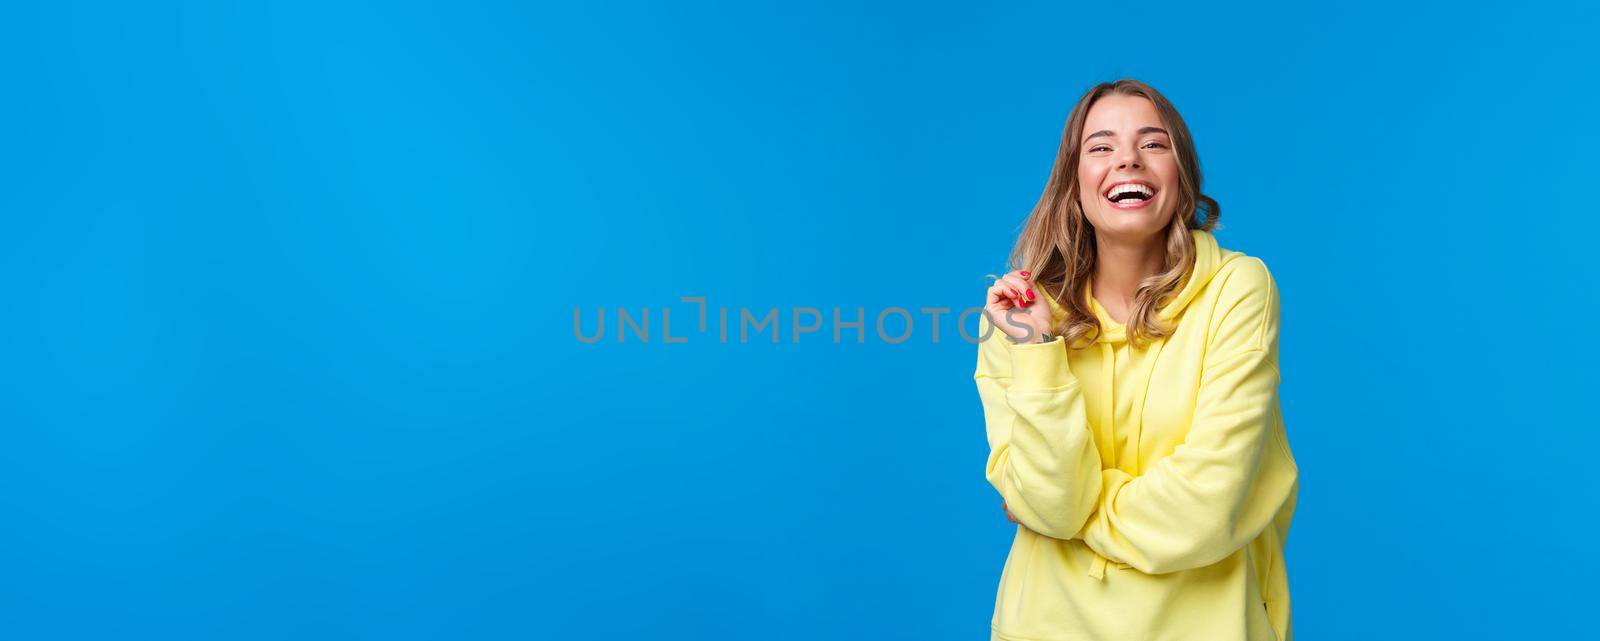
{"left": 1077, "top": 259, "right": 1299, "bottom": 574}
{"left": 973, "top": 312, "right": 1104, "bottom": 540}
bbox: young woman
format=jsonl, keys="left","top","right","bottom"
{"left": 974, "top": 79, "right": 1300, "bottom": 641}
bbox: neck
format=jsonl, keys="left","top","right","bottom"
{"left": 1092, "top": 232, "right": 1167, "bottom": 308}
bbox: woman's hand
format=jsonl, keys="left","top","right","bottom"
{"left": 983, "top": 270, "right": 1054, "bottom": 344}
{"left": 1003, "top": 500, "right": 1018, "bottom": 524}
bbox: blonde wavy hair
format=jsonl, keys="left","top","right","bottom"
{"left": 1012, "top": 78, "right": 1220, "bottom": 349}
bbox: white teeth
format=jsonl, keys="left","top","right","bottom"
{"left": 1105, "top": 183, "right": 1155, "bottom": 199}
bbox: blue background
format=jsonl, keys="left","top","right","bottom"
{"left": 3, "top": 1, "right": 1596, "bottom": 638}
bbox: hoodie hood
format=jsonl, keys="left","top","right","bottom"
{"left": 1043, "top": 228, "right": 1228, "bottom": 346}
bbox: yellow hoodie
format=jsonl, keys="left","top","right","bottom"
{"left": 975, "top": 229, "right": 1299, "bottom": 641}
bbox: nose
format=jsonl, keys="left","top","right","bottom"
{"left": 1115, "top": 145, "right": 1143, "bottom": 170}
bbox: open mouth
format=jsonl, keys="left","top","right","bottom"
{"left": 1103, "top": 181, "right": 1158, "bottom": 208}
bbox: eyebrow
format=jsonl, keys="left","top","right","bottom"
{"left": 1083, "top": 126, "right": 1169, "bottom": 143}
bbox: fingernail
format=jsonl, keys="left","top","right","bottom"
{"left": 1027, "top": 289, "right": 1035, "bottom": 300}
{"left": 1021, "top": 271, "right": 1031, "bottom": 278}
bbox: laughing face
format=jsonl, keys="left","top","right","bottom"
{"left": 1076, "top": 94, "right": 1181, "bottom": 240}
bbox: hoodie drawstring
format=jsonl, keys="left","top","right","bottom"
{"left": 1133, "top": 338, "right": 1168, "bottom": 476}
{"left": 1088, "top": 339, "right": 1116, "bottom": 581}
{"left": 1097, "top": 340, "right": 1118, "bottom": 472}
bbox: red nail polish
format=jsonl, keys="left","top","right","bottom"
{"left": 1020, "top": 270, "right": 1031, "bottom": 278}
{"left": 1027, "top": 289, "right": 1035, "bottom": 300}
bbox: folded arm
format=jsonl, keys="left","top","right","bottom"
{"left": 1077, "top": 260, "right": 1299, "bottom": 574}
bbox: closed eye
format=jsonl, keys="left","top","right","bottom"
{"left": 1087, "top": 142, "right": 1168, "bottom": 153}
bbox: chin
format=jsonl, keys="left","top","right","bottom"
{"left": 1090, "top": 207, "right": 1173, "bottom": 239}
